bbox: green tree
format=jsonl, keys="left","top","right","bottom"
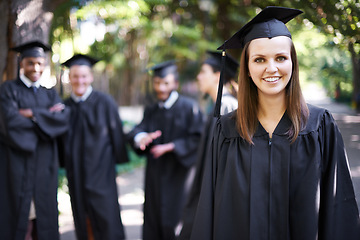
{"left": 51, "top": 0, "right": 357, "bottom": 106}
{"left": 54, "top": 0, "right": 213, "bottom": 105}
{"left": 292, "top": 26, "right": 352, "bottom": 101}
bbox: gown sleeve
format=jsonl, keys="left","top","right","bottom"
{"left": 106, "top": 96, "right": 129, "bottom": 164}
{"left": 126, "top": 106, "right": 152, "bottom": 155}
{"left": 0, "top": 83, "right": 69, "bottom": 152}
{"left": 319, "top": 110, "right": 360, "bottom": 239}
{"left": 0, "top": 82, "right": 38, "bottom": 152}
{"left": 172, "top": 103, "right": 204, "bottom": 168}
{"left": 31, "top": 89, "right": 70, "bottom": 139}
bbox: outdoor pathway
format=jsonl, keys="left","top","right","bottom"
{"left": 59, "top": 83, "right": 360, "bottom": 239}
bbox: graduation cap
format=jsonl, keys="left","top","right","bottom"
{"left": 213, "top": 6, "right": 303, "bottom": 117}
{"left": 217, "top": 6, "right": 303, "bottom": 50}
{"left": 148, "top": 60, "right": 178, "bottom": 78}
{"left": 61, "top": 54, "right": 99, "bottom": 68}
{"left": 204, "top": 50, "right": 239, "bottom": 82}
{"left": 12, "top": 41, "right": 52, "bottom": 59}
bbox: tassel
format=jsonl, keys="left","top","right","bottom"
{"left": 213, "top": 49, "right": 226, "bottom": 117}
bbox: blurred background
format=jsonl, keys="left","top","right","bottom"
{"left": 1, "top": 0, "right": 360, "bottom": 110}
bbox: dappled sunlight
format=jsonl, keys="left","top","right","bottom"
{"left": 349, "top": 141, "right": 360, "bottom": 150}
{"left": 302, "top": 82, "right": 328, "bottom": 103}
{"left": 351, "top": 135, "right": 360, "bottom": 142}
{"left": 351, "top": 166, "right": 360, "bottom": 178}
{"left": 121, "top": 209, "right": 144, "bottom": 226}
{"left": 119, "top": 192, "right": 144, "bottom": 206}
{"left": 349, "top": 134, "right": 360, "bottom": 150}
{"left": 117, "top": 175, "right": 132, "bottom": 186}
{"left": 58, "top": 190, "right": 75, "bottom": 234}
{"left": 335, "top": 115, "right": 360, "bottom": 123}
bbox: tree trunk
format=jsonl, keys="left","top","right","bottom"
{"left": 1, "top": 0, "right": 67, "bottom": 82}
{"left": 0, "top": 0, "right": 10, "bottom": 82}
{"left": 349, "top": 42, "right": 360, "bottom": 107}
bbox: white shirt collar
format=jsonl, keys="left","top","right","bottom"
{"left": 20, "top": 74, "right": 40, "bottom": 88}
{"left": 71, "top": 86, "right": 93, "bottom": 103}
{"left": 159, "top": 91, "right": 179, "bottom": 109}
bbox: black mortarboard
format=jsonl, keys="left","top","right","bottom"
{"left": 12, "top": 41, "right": 51, "bottom": 59}
{"left": 61, "top": 54, "right": 99, "bottom": 68}
{"left": 204, "top": 50, "right": 239, "bottom": 81}
{"left": 218, "top": 6, "right": 303, "bottom": 50}
{"left": 213, "top": 6, "right": 302, "bottom": 117}
{"left": 148, "top": 60, "right": 178, "bottom": 78}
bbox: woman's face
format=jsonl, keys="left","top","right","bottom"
{"left": 248, "top": 36, "right": 292, "bottom": 99}
{"left": 197, "top": 63, "right": 219, "bottom": 94}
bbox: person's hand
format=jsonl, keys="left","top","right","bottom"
{"left": 49, "top": 103, "right": 65, "bottom": 112}
{"left": 150, "top": 142, "right": 175, "bottom": 159}
{"left": 19, "top": 108, "right": 33, "bottom": 118}
{"left": 139, "top": 130, "right": 162, "bottom": 151}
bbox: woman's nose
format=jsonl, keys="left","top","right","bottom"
{"left": 265, "top": 60, "right": 278, "bottom": 73}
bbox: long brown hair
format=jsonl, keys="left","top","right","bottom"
{"left": 236, "top": 40, "right": 309, "bottom": 144}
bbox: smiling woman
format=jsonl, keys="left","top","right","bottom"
{"left": 189, "top": 6, "right": 360, "bottom": 240}
{"left": 247, "top": 36, "right": 293, "bottom": 138}
{"left": 248, "top": 37, "right": 292, "bottom": 99}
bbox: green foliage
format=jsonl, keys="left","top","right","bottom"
{"left": 293, "top": 25, "right": 352, "bottom": 102}
{"left": 58, "top": 167, "right": 68, "bottom": 192}
{"left": 51, "top": 0, "right": 358, "bottom": 105}
{"left": 51, "top": 0, "right": 88, "bottom": 43}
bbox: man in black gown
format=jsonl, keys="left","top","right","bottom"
{"left": 127, "top": 61, "right": 204, "bottom": 240}
{"left": 60, "top": 54, "right": 129, "bottom": 240}
{"left": 0, "top": 41, "right": 70, "bottom": 240}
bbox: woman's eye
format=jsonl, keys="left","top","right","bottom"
{"left": 277, "top": 56, "right": 286, "bottom": 62}
{"left": 254, "top": 58, "right": 265, "bottom": 63}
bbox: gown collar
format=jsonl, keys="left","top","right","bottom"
{"left": 254, "top": 111, "right": 292, "bottom": 137}
{"left": 71, "top": 86, "right": 93, "bottom": 103}
{"left": 20, "top": 74, "right": 40, "bottom": 89}
{"left": 158, "top": 91, "right": 179, "bottom": 109}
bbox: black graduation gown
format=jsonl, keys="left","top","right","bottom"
{"left": 127, "top": 94, "right": 204, "bottom": 240}
{"left": 190, "top": 104, "right": 360, "bottom": 240}
{"left": 0, "top": 78, "right": 70, "bottom": 240}
{"left": 61, "top": 91, "right": 129, "bottom": 240}
{"left": 178, "top": 94, "right": 237, "bottom": 239}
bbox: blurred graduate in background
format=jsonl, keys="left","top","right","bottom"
{"left": 0, "top": 41, "right": 70, "bottom": 240}
{"left": 60, "top": 54, "right": 129, "bottom": 240}
{"left": 177, "top": 50, "right": 239, "bottom": 239}
{"left": 127, "top": 60, "right": 204, "bottom": 240}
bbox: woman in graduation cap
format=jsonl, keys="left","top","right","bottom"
{"left": 59, "top": 54, "right": 129, "bottom": 240}
{"left": 0, "top": 41, "right": 70, "bottom": 240}
{"left": 190, "top": 6, "right": 360, "bottom": 240}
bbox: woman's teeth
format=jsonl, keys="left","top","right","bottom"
{"left": 264, "top": 77, "right": 280, "bottom": 82}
